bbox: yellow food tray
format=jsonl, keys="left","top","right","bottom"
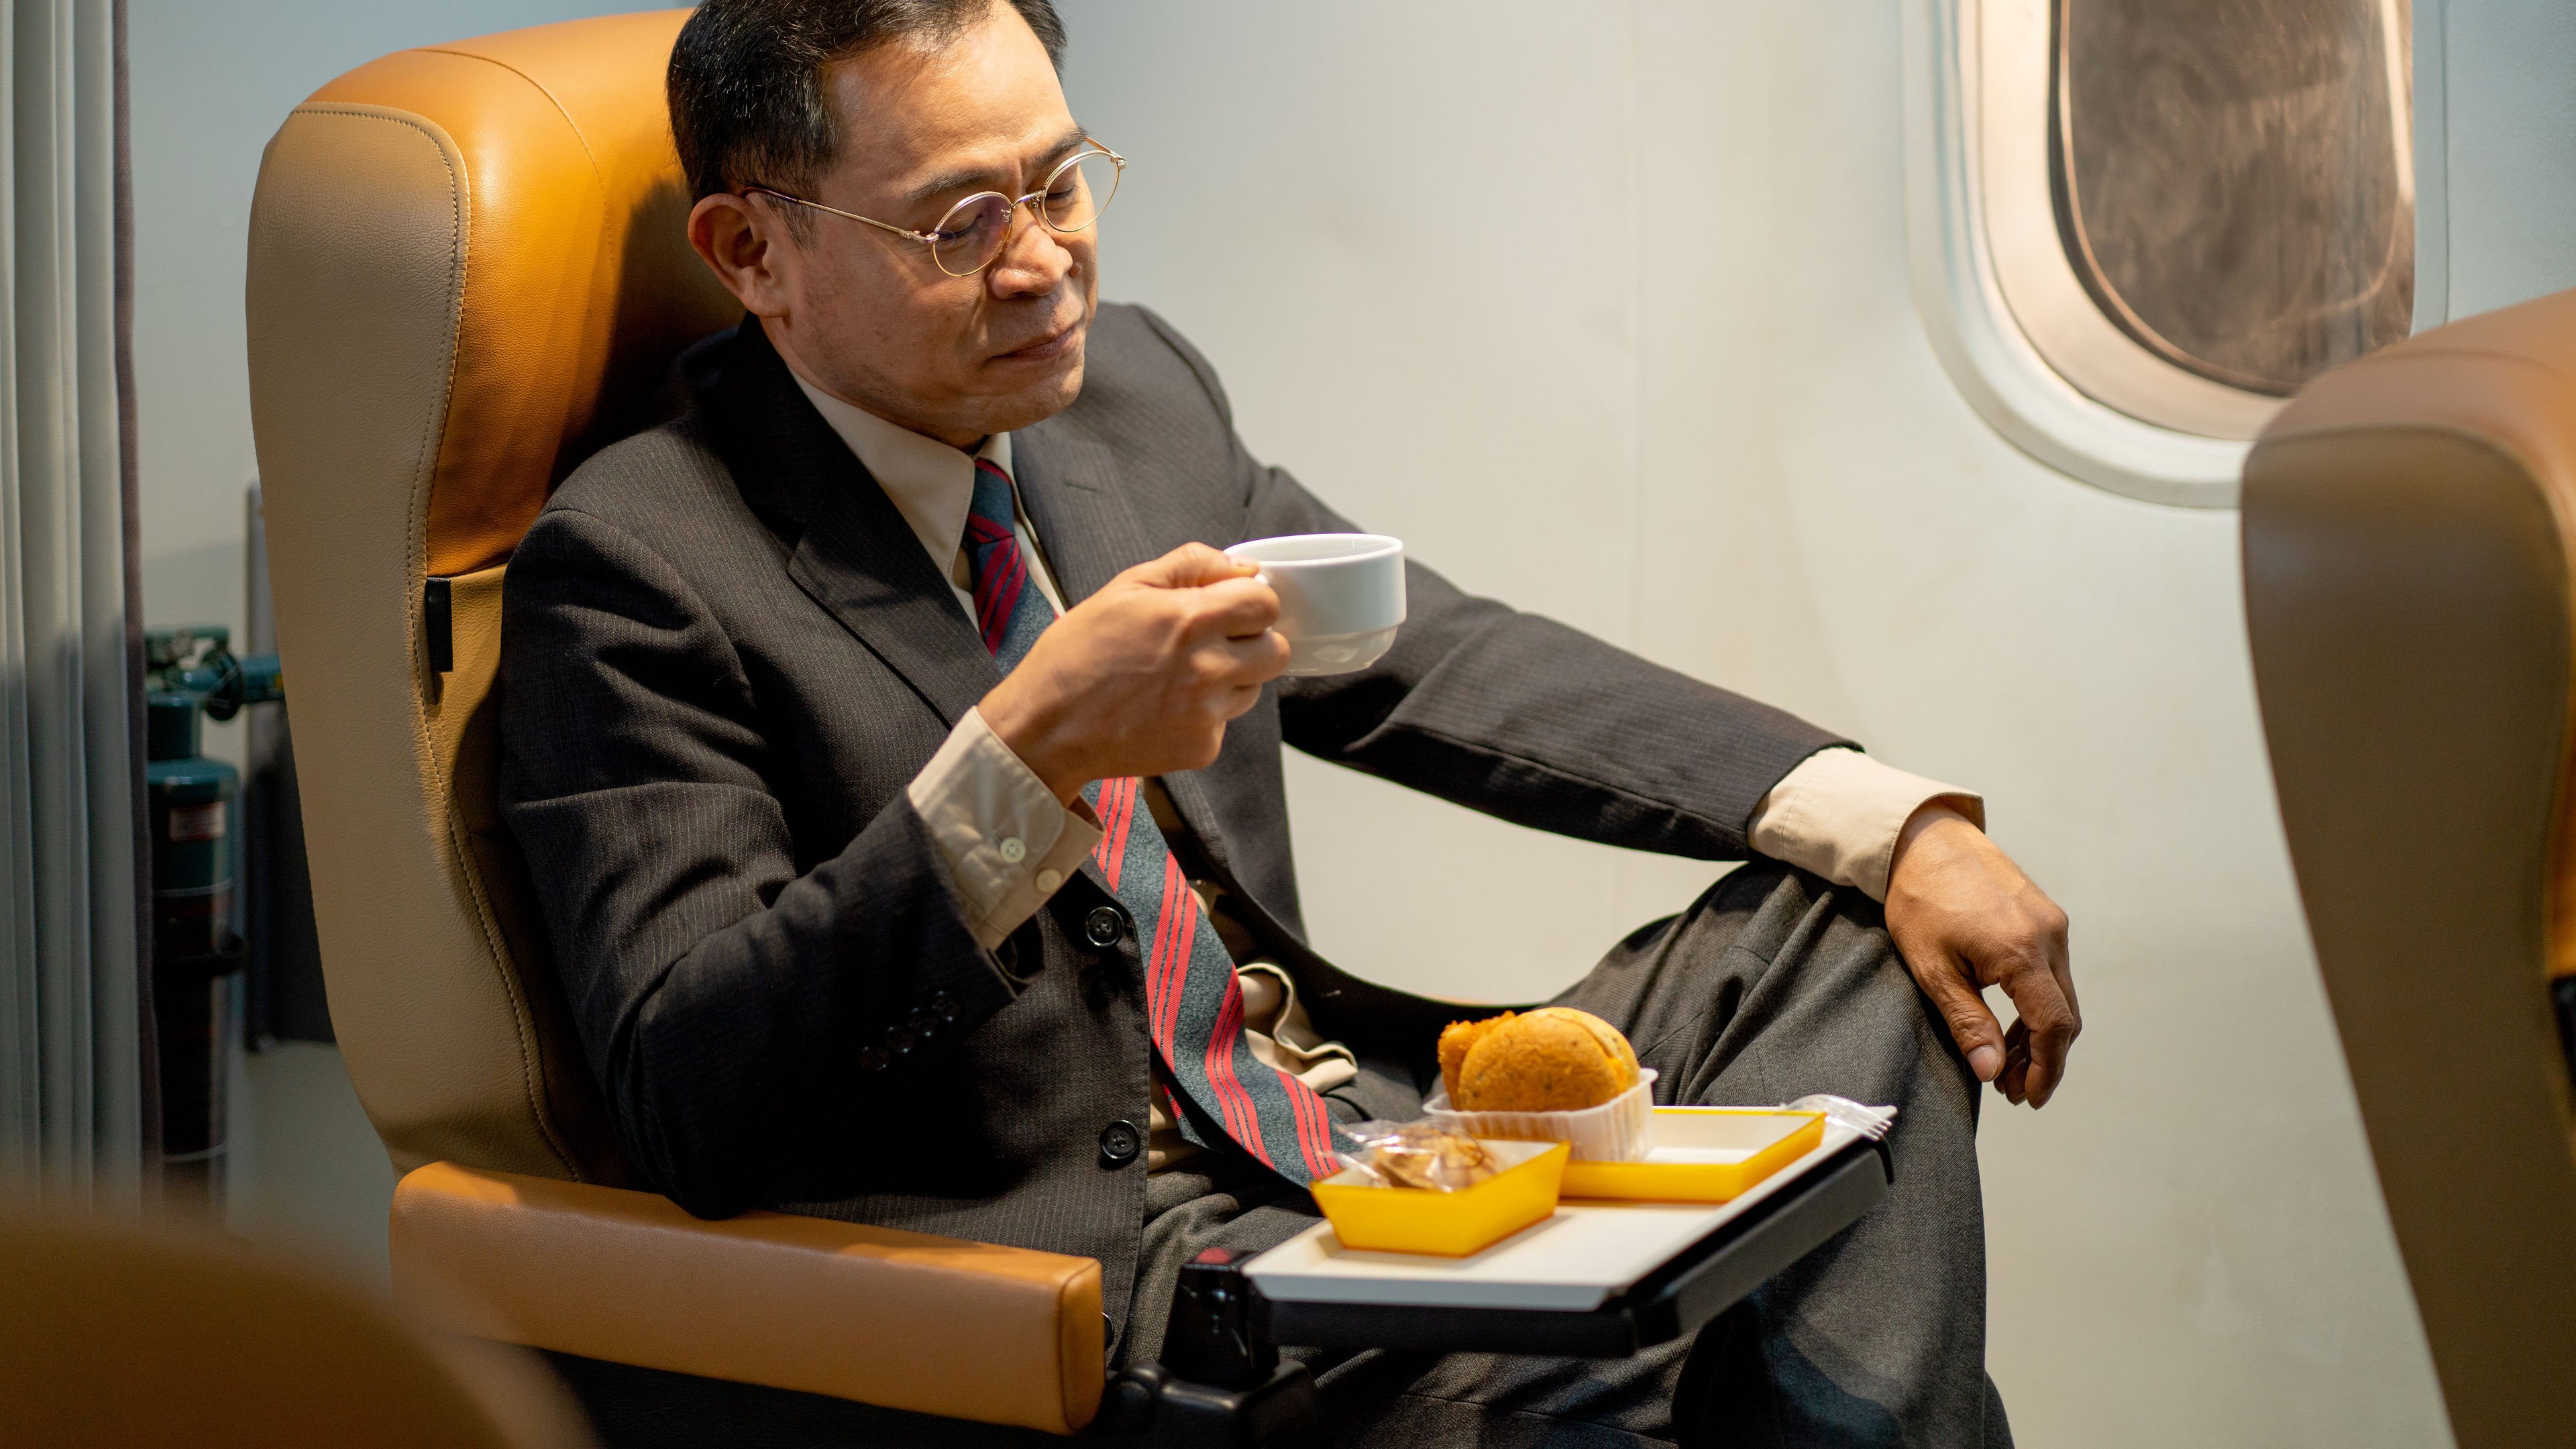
{"left": 1558, "top": 1108, "right": 1825, "bottom": 1202}
{"left": 1311, "top": 1140, "right": 1569, "bottom": 1257}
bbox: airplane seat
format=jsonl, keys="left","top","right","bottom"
{"left": 2243, "top": 286, "right": 2576, "bottom": 1448}
{"left": 0, "top": 1205, "right": 592, "bottom": 1449}
{"left": 244, "top": 10, "right": 1106, "bottom": 1436}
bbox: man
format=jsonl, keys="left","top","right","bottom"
{"left": 499, "top": 0, "right": 2079, "bottom": 1443}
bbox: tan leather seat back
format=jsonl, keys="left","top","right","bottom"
{"left": 2243, "top": 289, "right": 2576, "bottom": 1448}
{"left": 246, "top": 10, "right": 738, "bottom": 1183}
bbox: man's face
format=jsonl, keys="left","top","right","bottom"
{"left": 696, "top": 3, "right": 1097, "bottom": 447}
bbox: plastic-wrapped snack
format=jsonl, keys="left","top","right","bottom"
{"left": 1338, "top": 1120, "right": 1497, "bottom": 1192}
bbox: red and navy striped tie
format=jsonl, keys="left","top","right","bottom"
{"left": 965, "top": 458, "right": 1352, "bottom": 1184}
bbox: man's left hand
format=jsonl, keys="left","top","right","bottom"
{"left": 1882, "top": 804, "right": 2078, "bottom": 1107}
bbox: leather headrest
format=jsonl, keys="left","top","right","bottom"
{"left": 2259, "top": 287, "right": 2576, "bottom": 490}
{"left": 2253, "top": 288, "right": 2576, "bottom": 989}
{"left": 300, "top": 9, "right": 737, "bottom": 577}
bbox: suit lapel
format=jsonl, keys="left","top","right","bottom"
{"left": 1009, "top": 418, "right": 1146, "bottom": 608}
{"left": 1014, "top": 416, "right": 1246, "bottom": 881}
{"left": 786, "top": 491, "right": 1001, "bottom": 731}
{"left": 711, "top": 321, "right": 999, "bottom": 729}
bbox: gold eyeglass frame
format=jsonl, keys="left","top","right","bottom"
{"left": 744, "top": 142, "right": 1126, "bottom": 278}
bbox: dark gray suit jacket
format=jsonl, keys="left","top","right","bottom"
{"left": 498, "top": 306, "right": 1845, "bottom": 1331}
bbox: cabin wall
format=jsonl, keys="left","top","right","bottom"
{"left": 2440, "top": 0, "right": 2576, "bottom": 320}
{"left": 119, "top": 0, "right": 2576, "bottom": 1442}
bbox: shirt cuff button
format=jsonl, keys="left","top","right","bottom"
{"left": 1035, "top": 867, "right": 1062, "bottom": 892}
{"left": 998, "top": 836, "right": 1027, "bottom": 863}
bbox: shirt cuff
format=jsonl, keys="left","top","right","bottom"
{"left": 1745, "top": 747, "right": 1984, "bottom": 902}
{"left": 907, "top": 708, "right": 1102, "bottom": 951}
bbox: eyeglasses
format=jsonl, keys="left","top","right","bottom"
{"left": 744, "top": 143, "right": 1126, "bottom": 278}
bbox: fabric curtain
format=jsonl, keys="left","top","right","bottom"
{"left": 0, "top": 0, "right": 144, "bottom": 1210}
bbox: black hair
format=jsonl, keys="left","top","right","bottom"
{"left": 668, "top": 0, "right": 1068, "bottom": 213}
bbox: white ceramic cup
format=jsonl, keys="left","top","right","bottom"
{"left": 1226, "top": 533, "right": 1406, "bottom": 676}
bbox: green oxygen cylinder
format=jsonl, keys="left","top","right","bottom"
{"left": 144, "top": 626, "right": 282, "bottom": 1215}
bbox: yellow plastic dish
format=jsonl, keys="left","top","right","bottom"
{"left": 1311, "top": 1139, "right": 1570, "bottom": 1256}
{"left": 1558, "top": 1108, "right": 1825, "bottom": 1203}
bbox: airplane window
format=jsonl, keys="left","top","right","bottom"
{"left": 2053, "top": 0, "right": 2412, "bottom": 397}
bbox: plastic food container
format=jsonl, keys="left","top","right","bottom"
{"left": 1558, "top": 1108, "right": 1825, "bottom": 1202}
{"left": 1423, "top": 1069, "right": 1659, "bottom": 1162}
{"left": 1311, "top": 1139, "right": 1570, "bottom": 1256}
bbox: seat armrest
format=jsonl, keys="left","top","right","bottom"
{"left": 390, "top": 1163, "right": 1104, "bottom": 1435}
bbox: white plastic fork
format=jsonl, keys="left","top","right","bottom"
{"left": 1782, "top": 1093, "right": 1896, "bottom": 1142}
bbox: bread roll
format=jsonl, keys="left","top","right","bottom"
{"left": 1447, "top": 1007, "right": 1640, "bottom": 1112}
{"left": 1437, "top": 1014, "right": 1511, "bottom": 1103}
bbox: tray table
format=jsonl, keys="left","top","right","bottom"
{"left": 1248, "top": 1126, "right": 1890, "bottom": 1358}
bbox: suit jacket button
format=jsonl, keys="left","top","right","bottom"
{"left": 888, "top": 1027, "right": 918, "bottom": 1056}
{"left": 930, "top": 990, "right": 959, "bottom": 1023}
{"left": 905, "top": 1006, "right": 938, "bottom": 1035}
{"left": 857, "top": 1046, "right": 890, "bottom": 1073}
{"left": 1098, "top": 1119, "right": 1142, "bottom": 1168}
{"left": 1085, "top": 906, "right": 1128, "bottom": 948}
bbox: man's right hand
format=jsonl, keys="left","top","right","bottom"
{"left": 979, "top": 543, "right": 1290, "bottom": 804}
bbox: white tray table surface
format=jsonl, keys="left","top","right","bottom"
{"left": 1245, "top": 1117, "right": 1872, "bottom": 1313}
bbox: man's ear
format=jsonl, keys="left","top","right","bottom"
{"left": 688, "top": 192, "right": 793, "bottom": 318}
